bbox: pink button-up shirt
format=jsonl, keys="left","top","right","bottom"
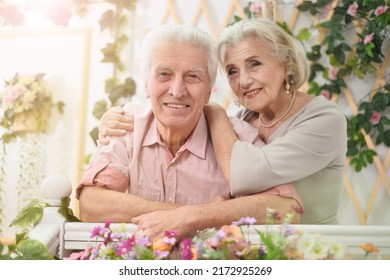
{"left": 77, "top": 103, "right": 302, "bottom": 208}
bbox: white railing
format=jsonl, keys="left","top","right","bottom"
{"left": 62, "top": 222, "right": 390, "bottom": 259}
{"left": 31, "top": 176, "right": 390, "bottom": 260}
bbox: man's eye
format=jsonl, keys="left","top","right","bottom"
{"left": 156, "top": 72, "right": 171, "bottom": 80}
{"left": 250, "top": 60, "right": 261, "bottom": 67}
{"left": 186, "top": 74, "right": 201, "bottom": 82}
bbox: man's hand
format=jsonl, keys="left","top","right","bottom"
{"left": 131, "top": 206, "right": 196, "bottom": 242}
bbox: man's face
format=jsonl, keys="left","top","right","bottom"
{"left": 146, "top": 41, "right": 211, "bottom": 131}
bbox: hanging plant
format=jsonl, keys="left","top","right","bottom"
{"left": 0, "top": 73, "right": 65, "bottom": 234}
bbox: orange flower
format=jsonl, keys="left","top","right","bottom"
{"left": 152, "top": 237, "right": 174, "bottom": 252}
{"left": 360, "top": 243, "right": 379, "bottom": 253}
{"left": 219, "top": 225, "right": 243, "bottom": 243}
{"left": 191, "top": 248, "right": 198, "bottom": 260}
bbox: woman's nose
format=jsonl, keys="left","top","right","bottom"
{"left": 240, "top": 73, "right": 254, "bottom": 88}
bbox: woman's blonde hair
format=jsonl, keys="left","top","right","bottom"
{"left": 217, "top": 18, "right": 310, "bottom": 91}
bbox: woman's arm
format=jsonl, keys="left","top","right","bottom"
{"left": 203, "top": 103, "right": 238, "bottom": 184}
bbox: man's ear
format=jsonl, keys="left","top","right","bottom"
{"left": 144, "top": 82, "right": 150, "bottom": 98}
{"left": 205, "top": 89, "right": 212, "bottom": 104}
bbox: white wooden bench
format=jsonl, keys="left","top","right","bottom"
{"left": 30, "top": 175, "right": 390, "bottom": 260}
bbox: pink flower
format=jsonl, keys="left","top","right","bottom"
{"left": 320, "top": 89, "right": 330, "bottom": 99}
{"left": 179, "top": 238, "right": 193, "bottom": 260}
{"left": 0, "top": 5, "right": 25, "bottom": 26}
{"left": 250, "top": 3, "right": 261, "bottom": 14}
{"left": 370, "top": 111, "right": 381, "bottom": 125}
{"left": 322, "top": 4, "right": 332, "bottom": 17}
{"left": 328, "top": 67, "right": 339, "bottom": 81}
{"left": 374, "top": 5, "right": 388, "bottom": 16}
{"left": 116, "top": 236, "right": 135, "bottom": 256}
{"left": 364, "top": 33, "right": 374, "bottom": 45}
{"left": 347, "top": 2, "right": 358, "bottom": 17}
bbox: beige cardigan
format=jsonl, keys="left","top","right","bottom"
{"left": 231, "top": 96, "right": 347, "bottom": 224}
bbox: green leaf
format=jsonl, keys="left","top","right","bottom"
{"left": 365, "top": 43, "right": 374, "bottom": 57}
{"left": 9, "top": 200, "right": 46, "bottom": 229}
{"left": 99, "top": 10, "right": 115, "bottom": 32}
{"left": 56, "top": 101, "right": 65, "bottom": 114}
{"left": 84, "top": 153, "right": 92, "bottom": 164}
{"left": 92, "top": 100, "right": 109, "bottom": 120}
{"left": 89, "top": 127, "right": 99, "bottom": 146}
{"left": 16, "top": 239, "right": 54, "bottom": 260}
{"left": 296, "top": 27, "right": 311, "bottom": 41}
{"left": 384, "top": 130, "right": 390, "bottom": 147}
{"left": 58, "top": 197, "right": 81, "bottom": 222}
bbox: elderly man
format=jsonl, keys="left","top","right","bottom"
{"left": 77, "top": 24, "right": 302, "bottom": 241}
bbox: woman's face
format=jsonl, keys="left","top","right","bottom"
{"left": 223, "top": 37, "right": 286, "bottom": 113}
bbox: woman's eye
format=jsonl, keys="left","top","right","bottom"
{"left": 227, "top": 68, "right": 237, "bottom": 76}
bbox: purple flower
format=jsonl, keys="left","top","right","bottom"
{"left": 232, "top": 217, "right": 257, "bottom": 226}
{"left": 154, "top": 250, "right": 170, "bottom": 259}
{"left": 137, "top": 235, "right": 151, "bottom": 247}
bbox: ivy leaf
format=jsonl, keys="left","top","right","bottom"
{"left": 9, "top": 206, "right": 44, "bottom": 229}
{"left": 99, "top": 9, "right": 115, "bottom": 33}
{"left": 347, "top": 145, "right": 358, "bottom": 157}
{"left": 108, "top": 77, "right": 137, "bottom": 105}
{"left": 92, "top": 100, "right": 109, "bottom": 120}
{"left": 89, "top": 127, "right": 99, "bottom": 146}
{"left": 9, "top": 199, "right": 48, "bottom": 229}
{"left": 364, "top": 43, "right": 374, "bottom": 57}
{"left": 15, "top": 239, "right": 54, "bottom": 260}
{"left": 58, "top": 197, "right": 80, "bottom": 222}
{"left": 384, "top": 130, "right": 390, "bottom": 147}
{"left": 296, "top": 27, "right": 311, "bottom": 41}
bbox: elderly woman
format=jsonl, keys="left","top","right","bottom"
{"left": 99, "top": 19, "right": 347, "bottom": 225}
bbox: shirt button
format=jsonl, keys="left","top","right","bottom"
{"left": 168, "top": 165, "right": 174, "bottom": 170}
{"left": 168, "top": 197, "right": 174, "bottom": 202}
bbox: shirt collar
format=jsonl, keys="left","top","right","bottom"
{"left": 142, "top": 112, "right": 208, "bottom": 159}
